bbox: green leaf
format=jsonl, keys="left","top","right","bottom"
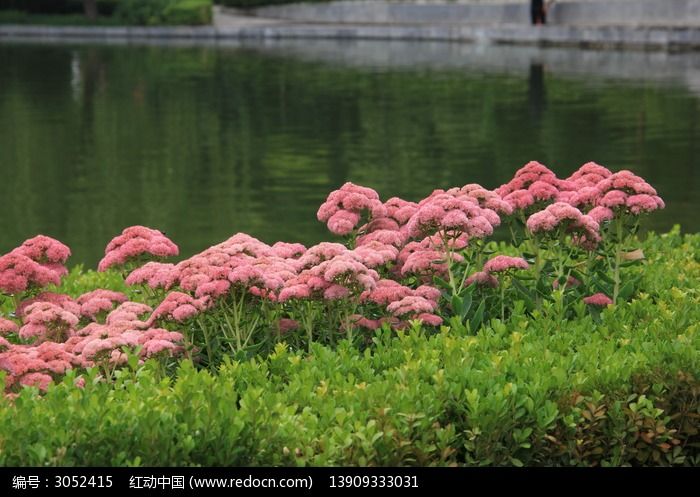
{"left": 511, "top": 278, "right": 535, "bottom": 310}
{"left": 451, "top": 295, "right": 463, "bottom": 318}
{"left": 618, "top": 280, "right": 636, "bottom": 301}
{"left": 460, "top": 292, "right": 473, "bottom": 321}
{"left": 469, "top": 301, "right": 485, "bottom": 332}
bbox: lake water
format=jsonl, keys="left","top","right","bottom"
{"left": 1, "top": 39, "right": 698, "bottom": 268}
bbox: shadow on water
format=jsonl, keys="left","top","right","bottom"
{"left": 0, "top": 38, "right": 698, "bottom": 267}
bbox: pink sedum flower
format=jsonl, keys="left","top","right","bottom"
{"left": 347, "top": 314, "right": 381, "bottom": 331}
{"left": 278, "top": 318, "right": 300, "bottom": 333}
{"left": 626, "top": 194, "right": 665, "bottom": 215}
{"left": 278, "top": 283, "right": 312, "bottom": 302}
{"left": 12, "top": 235, "right": 71, "bottom": 265}
{"left": 98, "top": 226, "right": 179, "bottom": 272}
{"left": 317, "top": 183, "right": 387, "bottom": 235}
{"left": 149, "top": 292, "right": 208, "bottom": 324}
{"left": 588, "top": 206, "right": 615, "bottom": 224}
{"left": 126, "top": 262, "right": 178, "bottom": 290}
{"left": 566, "top": 162, "right": 612, "bottom": 187}
{"left": 361, "top": 280, "right": 414, "bottom": 305}
{"left": 19, "top": 372, "right": 53, "bottom": 391}
{"left": 270, "top": 242, "right": 307, "bottom": 259}
{"left": 0, "top": 317, "right": 19, "bottom": 335}
{"left": 327, "top": 210, "right": 361, "bottom": 236}
{"left": 526, "top": 203, "right": 601, "bottom": 249}
{"left": 416, "top": 313, "right": 443, "bottom": 327}
{"left": 0, "top": 253, "right": 61, "bottom": 294}
{"left": 583, "top": 293, "right": 613, "bottom": 307}
{"left": 106, "top": 302, "right": 152, "bottom": 328}
{"left": 406, "top": 191, "right": 499, "bottom": 240}
{"left": 19, "top": 302, "right": 79, "bottom": 343}
{"left": 384, "top": 197, "right": 419, "bottom": 226}
{"left": 351, "top": 242, "right": 399, "bottom": 268}
{"left": 465, "top": 271, "right": 499, "bottom": 288}
{"left": 16, "top": 292, "right": 80, "bottom": 319}
{"left": 356, "top": 229, "right": 406, "bottom": 249}
{"left": 483, "top": 255, "right": 529, "bottom": 274}
{"left": 387, "top": 295, "right": 438, "bottom": 317}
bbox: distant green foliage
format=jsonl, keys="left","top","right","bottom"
{"left": 114, "top": 0, "right": 212, "bottom": 26}
{"left": 0, "top": 8, "right": 123, "bottom": 26}
{"left": 0, "top": 0, "right": 212, "bottom": 26}
{"left": 1, "top": 230, "right": 698, "bottom": 466}
{"left": 0, "top": 1, "right": 117, "bottom": 16}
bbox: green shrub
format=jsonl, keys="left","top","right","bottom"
{"left": 0, "top": 231, "right": 697, "bottom": 466}
{"left": 114, "top": 0, "right": 212, "bottom": 26}
{"left": 0, "top": 0, "right": 118, "bottom": 15}
{"left": 163, "top": 0, "right": 212, "bottom": 25}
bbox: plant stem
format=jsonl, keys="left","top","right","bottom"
{"left": 500, "top": 282, "right": 506, "bottom": 322}
{"left": 612, "top": 218, "right": 623, "bottom": 304}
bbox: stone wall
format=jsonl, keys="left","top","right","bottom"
{"left": 248, "top": 0, "right": 700, "bottom": 26}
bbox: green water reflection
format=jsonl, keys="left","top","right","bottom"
{"left": 0, "top": 41, "right": 698, "bottom": 267}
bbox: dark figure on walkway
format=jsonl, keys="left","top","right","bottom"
{"left": 531, "top": 0, "right": 547, "bottom": 25}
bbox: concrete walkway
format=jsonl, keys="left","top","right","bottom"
{"left": 2, "top": 5, "right": 700, "bottom": 50}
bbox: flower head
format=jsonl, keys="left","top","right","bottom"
{"left": 583, "top": 293, "right": 613, "bottom": 307}
{"left": 0, "top": 253, "right": 61, "bottom": 294}
{"left": 11, "top": 235, "right": 71, "bottom": 265}
{"left": 125, "top": 262, "right": 178, "bottom": 290}
{"left": 526, "top": 203, "right": 601, "bottom": 250}
{"left": 0, "top": 317, "right": 19, "bottom": 336}
{"left": 465, "top": 271, "right": 499, "bottom": 288}
{"left": 98, "top": 226, "right": 179, "bottom": 271}
{"left": 317, "top": 183, "right": 387, "bottom": 234}
{"left": 19, "top": 302, "right": 79, "bottom": 343}
{"left": 483, "top": 255, "right": 529, "bottom": 274}
{"left": 149, "top": 292, "right": 208, "bottom": 324}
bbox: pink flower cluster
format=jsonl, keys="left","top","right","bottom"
{"left": 583, "top": 293, "right": 614, "bottom": 307}
{"left": 98, "top": 226, "right": 179, "bottom": 272}
{"left": 125, "top": 262, "right": 178, "bottom": 290}
{"left": 0, "top": 341, "right": 85, "bottom": 391}
{"left": 0, "top": 297, "right": 186, "bottom": 392}
{"left": 592, "top": 171, "right": 665, "bottom": 215}
{"left": 527, "top": 202, "right": 601, "bottom": 249}
{"left": 405, "top": 189, "right": 499, "bottom": 240}
{"left": 355, "top": 280, "right": 442, "bottom": 329}
{"left": 16, "top": 292, "right": 80, "bottom": 319}
{"left": 76, "top": 290, "right": 129, "bottom": 321}
{"left": 11, "top": 235, "right": 71, "bottom": 278}
{"left": 496, "top": 161, "right": 570, "bottom": 210}
{"left": 0, "top": 317, "right": 18, "bottom": 336}
{"left": 66, "top": 321, "right": 183, "bottom": 365}
{"left": 149, "top": 292, "right": 209, "bottom": 323}
{"left": 483, "top": 256, "right": 529, "bottom": 274}
{"left": 19, "top": 302, "right": 79, "bottom": 343}
{"left": 279, "top": 253, "right": 379, "bottom": 302}
{"left": 317, "top": 183, "right": 387, "bottom": 235}
{"left": 465, "top": 271, "right": 499, "bottom": 288}
{"left": 566, "top": 162, "right": 612, "bottom": 188}
{"left": 0, "top": 253, "right": 61, "bottom": 295}
{"left": 0, "top": 160, "right": 665, "bottom": 394}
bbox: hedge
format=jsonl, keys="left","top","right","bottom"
{"left": 0, "top": 230, "right": 698, "bottom": 466}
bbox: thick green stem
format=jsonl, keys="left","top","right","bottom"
{"left": 612, "top": 218, "right": 623, "bottom": 304}
{"left": 302, "top": 301, "right": 316, "bottom": 353}
{"left": 197, "top": 317, "right": 215, "bottom": 368}
{"left": 443, "top": 236, "right": 457, "bottom": 296}
{"left": 500, "top": 282, "right": 506, "bottom": 322}
{"left": 12, "top": 294, "right": 21, "bottom": 314}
